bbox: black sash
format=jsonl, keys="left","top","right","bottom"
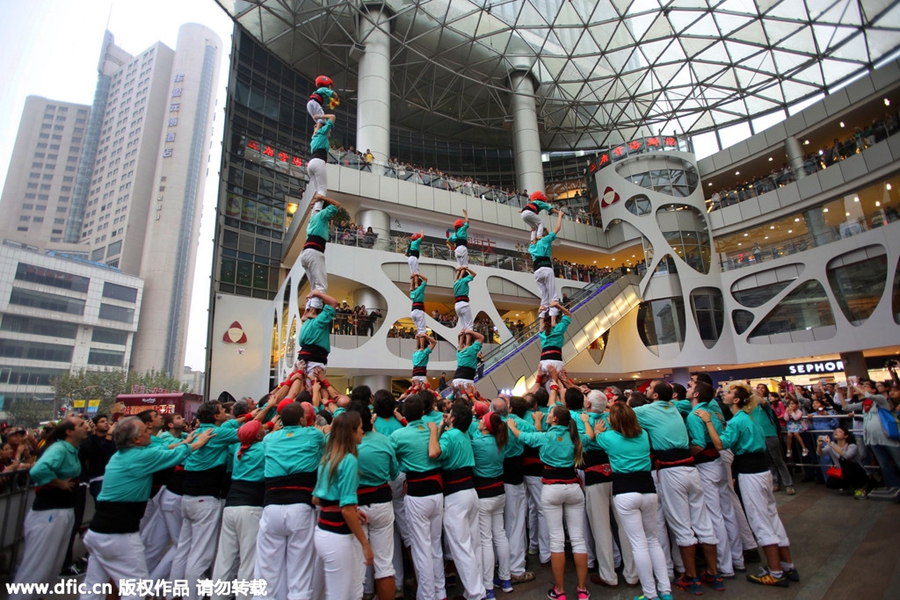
{"left": 442, "top": 467, "right": 475, "bottom": 496}
{"left": 89, "top": 501, "right": 148, "bottom": 534}
{"left": 533, "top": 257, "right": 552, "bottom": 271}
{"left": 453, "top": 366, "right": 476, "bottom": 380}
{"left": 405, "top": 469, "right": 443, "bottom": 497}
{"left": 733, "top": 451, "right": 768, "bottom": 474}
{"left": 502, "top": 455, "right": 524, "bottom": 485}
{"left": 264, "top": 471, "right": 317, "bottom": 506}
{"left": 474, "top": 475, "right": 504, "bottom": 499}
{"left": 542, "top": 465, "right": 579, "bottom": 485}
{"left": 540, "top": 346, "right": 562, "bottom": 361}
{"left": 303, "top": 234, "right": 327, "bottom": 253}
{"left": 299, "top": 344, "right": 328, "bottom": 365}
{"left": 317, "top": 500, "right": 351, "bottom": 534}
{"left": 611, "top": 471, "right": 655, "bottom": 496}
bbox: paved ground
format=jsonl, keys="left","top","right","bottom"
{"left": 493, "top": 482, "right": 900, "bottom": 600}
{"left": 4, "top": 481, "right": 898, "bottom": 600}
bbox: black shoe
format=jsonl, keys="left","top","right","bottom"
{"left": 744, "top": 549, "right": 762, "bottom": 563}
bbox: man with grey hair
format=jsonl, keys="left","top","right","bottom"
{"left": 582, "top": 388, "right": 639, "bottom": 588}
{"left": 80, "top": 418, "right": 212, "bottom": 600}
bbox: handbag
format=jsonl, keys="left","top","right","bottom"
{"left": 825, "top": 466, "right": 843, "bottom": 479}
{"left": 877, "top": 406, "right": 900, "bottom": 440}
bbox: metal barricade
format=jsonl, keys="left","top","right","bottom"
{"left": 0, "top": 471, "right": 33, "bottom": 577}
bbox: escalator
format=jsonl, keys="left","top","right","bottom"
{"left": 474, "top": 273, "right": 643, "bottom": 393}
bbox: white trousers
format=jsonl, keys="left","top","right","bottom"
{"left": 361, "top": 501, "right": 395, "bottom": 580}
{"left": 738, "top": 471, "right": 790, "bottom": 548}
{"left": 141, "top": 490, "right": 169, "bottom": 572}
{"left": 534, "top": 267, "right": 560, "bottom": 315}
{"left": 151, "top": 488, "right": 184, "bottom": 581}
{"left": 443, "top": 489, "right": 484, "bottom": 600}
{"left": 411, "top": 309, "right": 427, "bottom": 335}
{"left": 524, "top": 475, "right": 550, "bottom": 562}
{"left": 657, "top": 466, "right": 717, "bottom": 547}
{"left": 408, "top": 255, "right": 420, "bottom": 275}
{"left": 696, "top": 460, "right": 736, "bottom": 575}
{"left": 542, "top": 483, "right": 586, "bottom": 554}
{"left": 253, "top": 503, "right": 318, "bottom": 600}
{"left": 306, "top": 157, "right": 327, "bottom": 212}
{"left": 720, "top": 449, "right": 757, "bottom": 553}
{"left": 521, "top": 210, "right": 544, "bottom": 241}
{"left": 299, "top": 248, "right": 327, "bottom": 309}
{"left": 540, "top": 360, "right": 565, "bottom": 393}
{"left": 614, "top": 493, "right": 672, "bottom": 600}
{"left": 585, "top": 481, "right": 639, "bottom": 585}
{"left": 81, "top": 531, "right": 148, "bottom": 600}
{"left": 314, "top": 528, "right": 364, "bottom": 600}
{"left": 176, "top": 495, "right": 224, "bottom": 600}
{"left": 390, "top": 474, "right": 410, "bottom": 589}
{"left": 696, "top": 459, "right": 734, "bottom": 575}
{"left": 404, "top": 493, "right": 445, "bottom": 600}
{"left": 455, "top": 300, "right": 473, "bottom": 331}
{"left": 651, "top": 470, "right": 681, "bottom": 576}
{"left": 9, "top": 508, "right": 74, "bottom": 600}
{"left": 503, "top": 482, "right": 527, "bottom": 576}
{"left": 478, "top": 494, "right": 510, "bottom": 588}
{"left": 455, "top": 245, "right": 468, "bottom": 268}
{"left": 211, "top": 505, "right": 263, "bottom": 600}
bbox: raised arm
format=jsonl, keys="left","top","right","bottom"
{"left": 427, "top": 422, "right": 442, "bottom": 459}
{"left": 552, "top": 210, "right": 564, "bottom": 234}
{"left": 467, "top": 329, "right": 485, "bottom": 344}
{"left": 308, "top": 289, "right": 340, "bottom": 308}
{"left": 550, "top": 299, "right": 572, "bottom": 317}
{"left": 462, "top": 208, "right": 469, "bottom": 223}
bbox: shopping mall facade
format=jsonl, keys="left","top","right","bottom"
{"left": 205, "top": 1, "right": 900, "bottom": 399}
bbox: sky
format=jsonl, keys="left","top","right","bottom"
{"left": 0, "top": 0, "right": 234, "bottom": 371}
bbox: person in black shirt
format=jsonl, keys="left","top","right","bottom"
{"left": 80, "top": 414, "right": 117, "bottom": 500}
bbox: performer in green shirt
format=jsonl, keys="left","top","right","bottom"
{"left": 447, "top": 208, "right": 470, "bottom": 267}
{"left": 520, "top": 190, "right": 561, "bottom": 242}
{"left": 406, "top": 230, "right": 424, "bottom": 275}
{"left": 529, "top": 210, "right": 564, "bottom": 324}
{"left": 299, "top": 195, "right": 341, "bottom": 310}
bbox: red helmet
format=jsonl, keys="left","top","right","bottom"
{"left": 454, "top": 219, "right": 465, "bottom": 229}
{"left": 315, "top": 75, "right": 333, "bottom": 88}
{"left": 410, "top": 233, "right": 423, "bottom": 240}
{"left": 530, "top": 190, "right": 548, "bottom": 202}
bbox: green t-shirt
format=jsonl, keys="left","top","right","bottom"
{"left": 517, "top": 425, "right": 589, "bottom": 469}
{"left": 391, "top": 419, "right": 441, "bottom": 474}
{"left": 98, "top": 444, "right": 192, "bottom": 502}
{"left": 263, "top": 426, "right": 325, "bottom": 478}
{"left": 595, "top": 430, "right": 652, "bottom": 474}
{"left": 453, "top": 274, "right": 473, "bottom": 298}
{"left": 306, "top": 204, "right": 338, "bottom": 239}
{"left": 310, "top": 118, "right": 333, "bottom": 154}
{"left": 298, "top": 304, "right": 336, "bottom": 352}
{"left": 456, "top": 341, "right": 482, "bottom": 370}
{"left": 412, "top": 347, "right": 432, "bottom": 368}
{"left": 471, "top": 429, "right": 505, "bottom": 478}
{"left": 720, "top": 410, "right": 767, "bottom": 455}
{"left": 528, "top": 231, "right": 556, "bottom": 261}
{"left": 357, "top": 431, "right": 399, "bottom": 488}
{"left": 633, "top": 401, "right": 691, "bottom": 451}
{"left": 448, "top": 222, "right": 469, "bottom": 243}
{"left": 540, "top": 315, "right": 570, "bottom": 350}
{"left": 439, "top": 427, "right": 475, "bottom": 470}
{"left": 313, "top": 453, "right": 359, "bottom": 506}
{"left": 410, "top": 281, "right": 427, "bottom": 304}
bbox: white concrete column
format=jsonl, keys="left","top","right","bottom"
{"left": 356, "top": 6, "right": 392, "bottom": 168}
{"left": 785, "top": 136, "right": 806, "bottom": 180}
{"left": 509, "top": 71, "right": 545, "bottom": 196}
{"left": 355, "top": 208, "right": 390, "bottom": 251}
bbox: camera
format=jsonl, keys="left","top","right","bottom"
{"left": 885, "top": 359, "right": 899, "bottom": 369}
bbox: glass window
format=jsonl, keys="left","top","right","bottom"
{"left": 0, "top": 339, "right": 74, "bottom": 362}
{"left": 98, "top": 303, "right": 134, "bottom": 323}
{"left": 15, "top": 262, "right": 90, "bottom": 292}
{"left": 107, "top": 241, "right": 123, "bottom": 256}
{"left": 92, "top": 327, "right": 128, "bottom": 345}
{"left": 9, "top": 287, "right": 85, "bottom": 315}
{"left": 749, "top": 280, "right": 835, "bottom": 340}
{"left": 731, "top": 281, "right": 793, "bottom": 308}
{"left": 0, "top": 314, "right": 78, "bottom": 339}
{"left": 827, "top": 251, "right": 888, "bottom": 326}
{"left": 636, "top": 297, "right": 686, "bottom": 355}
{"left": 689, "top": 288, "right": 724, "bottom": 348}
{"left": 102, "top": 282, "right": 138, "bottom": 303}
{"left": 732, "top": 310, "right": 754, "bottom": 335}
{"left": 88, "top": 348, "right": 125, "bottom": 367}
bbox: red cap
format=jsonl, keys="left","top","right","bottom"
{"left": 482, "top": 412, "right": 496, "bottom": 434}
{"left": 454, "top": 219, "right": 465, "bottom": 229}
{"left": 530, "top": 190, "right": 548, "bottom": 202}
{"left": 473, "top": 400, "right": 490, "bottom": 419}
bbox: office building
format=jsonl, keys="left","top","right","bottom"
{"left": 0, "top": 241, "right": 143, "bottom": 413}
{"left": 0, "top": 25, "right": 222, "bottom": 377}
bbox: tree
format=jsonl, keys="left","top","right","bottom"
{"left": 51, "top": 368, "right": 189, "bottom": 419}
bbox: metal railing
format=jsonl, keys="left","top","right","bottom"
{"left": 718, "top": 210, "right": 899, "bottom": 271}
{"left": 480, "top": 272, "right": 623, "bottom": 374}
{"left": 706, "top": 119, "right": 900, "bottom": 211}
{"left": 0, "top": 470, "right": 32, "bottom": 577}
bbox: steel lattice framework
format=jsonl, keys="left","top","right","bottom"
{"left": 215, "top": 0, "right": 900, "bottom": 150}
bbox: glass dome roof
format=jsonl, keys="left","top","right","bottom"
{"left": 216, "top": 0, "right": 900, "bottom": 150}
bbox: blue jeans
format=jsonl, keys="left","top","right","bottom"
{"left": 869, "top": 444, "right": 900, "bottom": 488}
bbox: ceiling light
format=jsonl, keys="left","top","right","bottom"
{"left": 823, "top": 208, "right": 829, "bottom": 213}
{"left": 764, "top": 236, "right": 769, "bottom": 240}
{"left": 795, "top": 217, "right": 800, "bottom": 222}
{"left": 885, "top": 98, "right": 891, "bottom": 106}
{"left": 845, "top": 212, "right": 850, "bottom": 216}
{"left": 735, "top": 171, "right": 740, "bottom": 175}
{"left": 768, "top": 157, "right": 773, "bottom": 161}
{"left": 854, "top": 196, "right": 860, "bottom": 202}
{"left": 803, "top": 140, "right": 810, "bottom": 145}
{"left": 743, "top": 233, "right": 749, "bottom": 237}
{"left": 876, "top": 201, "right": 881, "bottom": 207}
{"left": 708, "top": 182, "right": 713, "bottom": 187}
{"left": 738, "top": 242, "right": 742, "bottom": 246}
{"left": 770, "top": 225, "right": 775, "bottom": 229}
{"left": 839, "top": 121, "right": 845, "bottom": 128}
{"left": 887, "top": 184, "right": 893, "bottom": 191}
{"left": 788, "top": 229, "right": 793, "bottom": 233}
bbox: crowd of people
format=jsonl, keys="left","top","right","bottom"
{"left": 18, "top": 370, "right": 900, "bottom": 600}
{"left": 331, "top": 302, "right": 383, "bottom": 337}
{"left": 708, "top": 111, "right": 900, "bottom": 210}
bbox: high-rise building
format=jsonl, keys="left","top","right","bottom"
{"left": 0, "top": 25, "right": 221, "bottom": 378}
{"left": 0, "top": 98, "right": 91, "bottom": 244}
